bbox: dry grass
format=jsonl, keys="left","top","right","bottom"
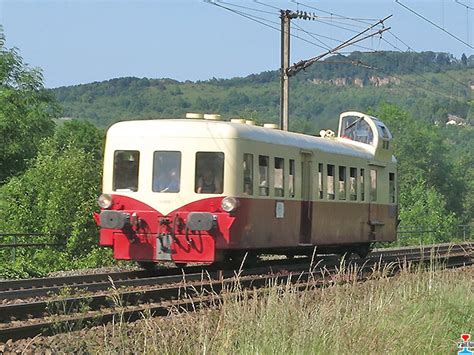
{"left": 8, "top": 263, "right": 474, "bottom": 354}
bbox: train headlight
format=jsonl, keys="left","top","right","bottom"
{"left": 221, "top": 196, "right": 239, "bottom": 212}
{"left": 98, "top": 194, "right": 113, "bottom": 209}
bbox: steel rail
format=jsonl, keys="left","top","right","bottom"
{"left": 0, "top": 243, "right": 471, "bottom": 301}
{"left": 0, "top": 246, "right": 471, "bottom": 343}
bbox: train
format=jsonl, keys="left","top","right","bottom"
{"left": 94, "top": 111, "right": 398, "bottom": 268}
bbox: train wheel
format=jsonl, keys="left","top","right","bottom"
{"left": 356, "top": 244, "right": 371, "bottom": 259}
{"left": 137, "top": 261, "right": 157, "bottom": 271}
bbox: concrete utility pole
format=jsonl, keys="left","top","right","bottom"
{"left": 279, "top": 9, "right": 390, "bottom": 132}
{"left": 280, "top": 10, "right": 293, "bottom": 131}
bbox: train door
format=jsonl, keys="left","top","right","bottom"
{"left": 299, "top": 152, "right": 313, "bottom": 245}
{"left": 368, "top": 166, "right": 381, "bottom": 241}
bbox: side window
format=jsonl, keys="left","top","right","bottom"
{"left": 370, "top": 169, "right": 377, "bottom": 202}
{"left": 327, "top": 164, "right": 335, "bottom": 200}
{"left": 338, "top": 166, "right": 346, "bottom": 200}
{"left": 289, "top": 159, "right": 295, "bottom": 198}
{"left": 243, "top": 154, "right": 253, "bottom": 195}
{"left": 195, "top": 152, "right": 224, "bottom": 194}
{"left": 360, "top": 168, "right": 365, "bottom": 201}
{"left": 349, "top": 167, "right": 357, "bottom": 201}
{"left": 389, "top": 172, "right": 396, "bottom": 203}
{"left": 113, "top": 150, "right": 140, "bottom": 192}
{"left": 318, "top": 163, "right": 324, "bottom": 199}
{"left": 258, "top": 155, "right": 269, "bottom": 196}
{"left": 152, "top": 151, "right": 181, "bottom": 193}
{"left": 274, "top": 157, "right": 285, "bottom": 197}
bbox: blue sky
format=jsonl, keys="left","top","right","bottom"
{"left": 1, "top": 0, "right": 472, "bottom": 88}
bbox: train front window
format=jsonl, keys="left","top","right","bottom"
{"left": 113, "top": 150, "right": 140, "bottom": 192}
{"left": 152, "top": 151, "right": 181, "bottom": 193}
{"left": 341, "top": 115, "right": 374, "bottom": 145}
{"left": 195, "top": 152, "right": 224, "bottom": 194}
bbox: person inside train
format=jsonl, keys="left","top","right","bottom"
{"left": 197, "top": 167, "right": 222, "bottom": 194}
{"left": 155, "top": 168, "right": 180, "bottom": 193}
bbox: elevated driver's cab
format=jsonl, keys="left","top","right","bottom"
{"left": 338, "top": 111, "right": 394, "bottom": 164}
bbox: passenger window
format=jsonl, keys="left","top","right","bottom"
{"left": 318, "top": 163, "right": 323, "bottom": 199}
{"left": 289, "top": 159, "right": 295, "bottom": 198}
{"left": 370, "top": 169, "right": 377, "bottom": 202}
{"left": 195, "top": 152, "right": 224, "bottom": 194}
{"left": 327, "top": 164, "right": 335, "bottom": 200}
{"left": 360, "top": 168, "right": 365, "bottom": 201}
{"left": 338, "top": 166, "right": 346, "bottom": 200}
{"left": 258, "top": 155, "right": 269, "bottom": 196}
{"left": 243, "top": 154, "right": 253, "bottom": 195}
{"left": 349, "top": 167, "right": 357, "bottom": 201}
{"left": 274, "top": 158, "right": 285, "bottom": 197}
{"left": 389, "top": 172, "right": 396, "bottom": 203}
{"left": 152, "top": 151, "right": 181, "bottom": 193}
{"left": 113, "top": 150, "right": 140, "bottom": 192}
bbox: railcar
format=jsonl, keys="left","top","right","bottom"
{"left": 94, "top": 111, "right": 398, "bottom": 267}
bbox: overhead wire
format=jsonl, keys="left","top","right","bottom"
{"left": 292, "top": 0, "right": 379, "bottom": 25}
{"left": 208, "top": 0, "right": 470, "bottom": 104}
{"left": 375, "top": 36, "right": 471, "bottom": 102}
{"left": 395, "top": 0, "right": 473, "bottom": 49}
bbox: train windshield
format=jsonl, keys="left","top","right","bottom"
{"left": 113, "top": 151, "right": 140, "bottom": 192}
{"left": 195, "top": 152, "right": 224, "bottom": 194}
{"left": 152, "top": 151, "right": 181, "bottom": 193}
{"left": 340, "top": 115, "right": 374, "bottom": 145}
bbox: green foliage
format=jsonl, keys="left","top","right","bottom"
{"left": 51, "top": 51, "right": 473, "bottom": 133}
{"left": 398, "top": 178, "right": 458, "bottom": 244}
{"left": 0, "top": 259, "right": 46, "bottom": 279}
{"left": 372, "top": 104, "right": 470, "bottom": 224}
{"left": 0, "top": 27, "right": 59, "bottom": 183}
{"left": 0, "top": 122, "right": 111, "bottom": 276}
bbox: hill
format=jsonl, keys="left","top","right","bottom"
{"left": 52, "top": 51, "right": 473, "bottom": 132}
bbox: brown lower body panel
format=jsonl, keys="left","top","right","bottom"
{"left": 228, "top": 198, "right": 397, "bottom": 250}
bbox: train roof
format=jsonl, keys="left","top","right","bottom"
{"left": 107, "top": 119, "right": 382, "bottom": 160}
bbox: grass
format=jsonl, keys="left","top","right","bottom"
{"left": 7, "top": 263, "right": 474, "bottom": 354}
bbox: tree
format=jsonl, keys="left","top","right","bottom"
{"left": 0, "top": 28, "right": 59, "bottom": 183}
{"left": 0, "top": 137, "right": 108, "bottom": 273}
{"left": 398, "top": 177, "right": 458, "bottom": 245}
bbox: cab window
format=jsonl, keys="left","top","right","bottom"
{"left": 152, "top": 151, "right": 181, "bottom": 193}
{"left": 113, "top": 150, "right": 140, "bottom": 192}
{"left": 195, "top": 152, "right": 224, "bottom": 194}
{"left": 341, "top": 116, "right": 374, "bottom": 145}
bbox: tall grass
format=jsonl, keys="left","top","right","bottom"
{"left": 11, "top": 264, "right": 474, "bottom": 354}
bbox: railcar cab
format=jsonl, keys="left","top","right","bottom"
{"left": 338, "top": 111, "right": 393, "bottom": 164}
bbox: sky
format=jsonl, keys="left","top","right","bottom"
{"left": 1, "top": 0, "right": 473, "bottom": 88}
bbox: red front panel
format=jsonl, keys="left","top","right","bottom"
{"left": 98, "top": 195, "right": 233, "bottom": 263}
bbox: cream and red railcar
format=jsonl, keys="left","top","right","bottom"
{"left": 95, "top": 112, "right": 398, "bottom": 266}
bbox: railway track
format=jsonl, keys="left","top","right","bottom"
{"left": 0, "top": 242, "right": 472, "bottom": 343}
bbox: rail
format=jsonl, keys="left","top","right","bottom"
{"left": 0, "top": 233, "right": 67, "bottom": 262}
